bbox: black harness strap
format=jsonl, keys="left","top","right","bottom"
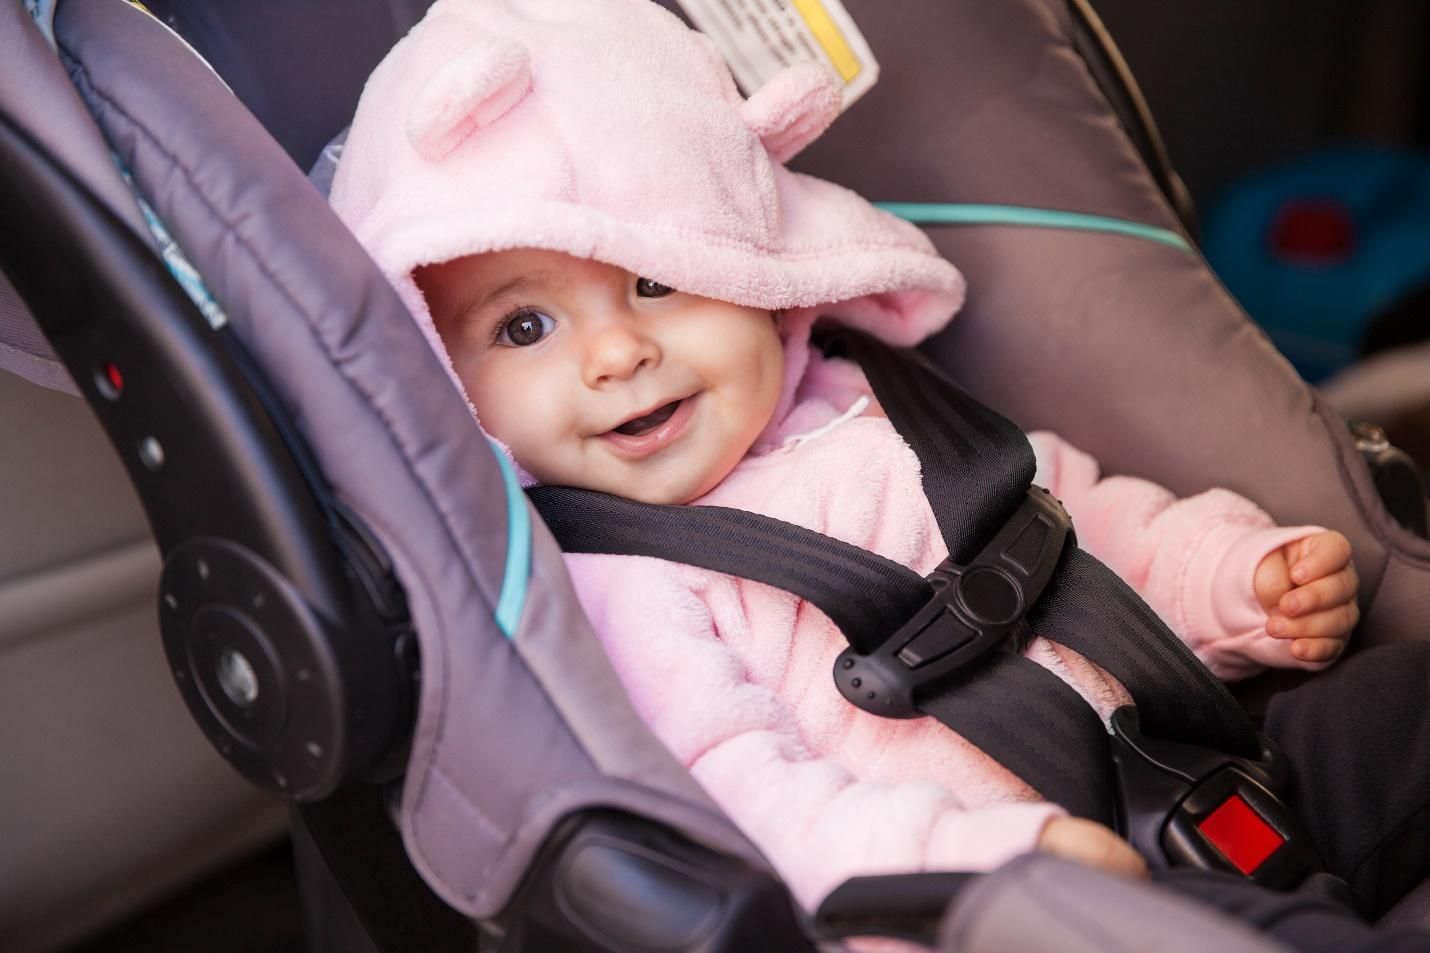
{"left": 819, "top": 332, "right": 1031, "bottom": 564}
{"left": 527, "top": 327, "right": 1263, "bottom": 825}
{"left": 1031, "top": 549, "right": 1260, "bottom": 756}
{"left": 532, "top": 484, "right": 1118, "bottom": 822}
{"left": 530, "top": 487, "right": 928, "bottom": 654}
{"left": 832, "top": 329, "right": 1262, "bottom": 761}
{"left": 917, "top": 652, "right": 1114, "bottom": 822}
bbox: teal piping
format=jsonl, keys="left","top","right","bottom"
{"left": 490, "top": 444, "right": 532, "bottom": 639}
{"left": 36, "top": 0, "right": 533, "bottom": 640}
{"left": 875, "top": 202, "right": 1193, "bottom": 253}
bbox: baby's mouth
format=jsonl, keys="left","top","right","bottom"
{"left": 611, "top": 399, "right": 683, "bottom": 436}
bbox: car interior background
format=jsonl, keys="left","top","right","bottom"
{"left": 2, "top": 2, "right": 1428, "bottom": 952}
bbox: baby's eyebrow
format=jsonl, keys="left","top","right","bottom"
{"left": 467, "top": 269, "right": 562, "bottom": 317}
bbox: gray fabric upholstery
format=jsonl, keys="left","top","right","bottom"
{"left": 50, "top": 0, "right": 761, "bottom": 918}
{"left": 787, "top": 0, "right": 1430, "bottom": 654}
{"left": 939, "top": 855, "right": 1292, "bottom": 953}
{"left": 1380, "top": 876, "right": 1430, "bottom": 933}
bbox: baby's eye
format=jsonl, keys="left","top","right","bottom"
{"left": 497, "top": 308, "right": 557, "bottom": 347}
{"left": 635, "top": 277, "right": 675, "bottom": 298}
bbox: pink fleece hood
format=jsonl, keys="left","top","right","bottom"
{"left": 331, "top": 0, "right": 964, "bottom": 435}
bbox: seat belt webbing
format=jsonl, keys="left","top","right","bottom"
{"left": 834, "top": 329, "right": 1260, "bottom": 760}
{"left": 532, "top": 484, "right": 1118, "bottom": 822}
{"left": 529, "top": 329, "right": 1261, "bottom": 822}
{"left": 530, "top": 487, "right": 930, "bottom": 655}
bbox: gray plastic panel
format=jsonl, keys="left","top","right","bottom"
{"left": 939, "top": 855, "right": 1292, "bottom": 953}
{"left": 787, "top": 0, "right": 1430, "bottom": 651}
{"left": 51, "top": 0, "right": 760, "bottom": 918}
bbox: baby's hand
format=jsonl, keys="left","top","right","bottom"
{"left": 1036, "top": 817, "right": 1148, "bottom": 879}
{"left": 1253, "top": 530, "right": 1358, "bottom": 664}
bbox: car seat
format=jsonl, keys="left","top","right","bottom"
{"left": 3, "top": 0, "right": 1429, "bottom": 950}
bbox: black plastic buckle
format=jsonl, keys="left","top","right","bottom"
{"left": 833, "top": 486, "right": 1073, "bottom": 718}
{"left": 1110, "top": 707, "right": 1322, "bottom": 888}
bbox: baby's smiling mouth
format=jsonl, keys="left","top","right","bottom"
{"left": 610, "top": 399, "right": 684, "bottom": 436}
{"left": 597, "top": 395, "right": 699, "bottom": 460}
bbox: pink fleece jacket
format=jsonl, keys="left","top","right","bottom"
{"left": 564, "top": 351, "right": 1327, "bottom": 910}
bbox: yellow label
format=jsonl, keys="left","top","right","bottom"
{"left": 789, "top": 0, "right": 861, "bottom": 82}
{"left": 675, "top": 0, "right": 880, "bottom": 108}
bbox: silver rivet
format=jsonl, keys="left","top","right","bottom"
{"left": 197, "top": 559, "right": 210, "bottom": 580}
{"left": 305, "top": 742, "right": 324, "bottom": 760}
{"left": 296, "top": 668, "right": 311, "bottom": 682}
{"left": 164, "top": 593, "right": 179, "bottom": 611}
{"left": 216, "top": 649, "right": 259, "bottom": 708}
{"left": 252, "top": 593, "right": 267, "bottom": 610}
{"left": 138, "top": 436, "right": 165, "bottom": 470}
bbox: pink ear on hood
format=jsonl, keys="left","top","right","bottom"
{"left": 406, "top": 35, "right": 532, "bottom": 162}
{"left": 740, "top": 63, "right": 843, "bottom": 164}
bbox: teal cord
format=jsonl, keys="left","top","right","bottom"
{"left": 876, "top": 202, "right": 1192, "bottom": 253}
{"left": 490, "top": 445, "right": 532, "bottom": 639}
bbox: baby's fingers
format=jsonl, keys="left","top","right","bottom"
{"left": 1278, "top": 566, "right": 1358, "bottom": 617}
{"left": 1291, "top": 637, "right": 1346, "bottom": 663}
{"left": 1288, "top": 531, "right": 1352, "bottom": 585}
{"left": 1267, "top": 602, "right": 1359, "bottom": 641}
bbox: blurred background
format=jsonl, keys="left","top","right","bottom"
{"left": 1096, "top": 0, "right": 1430, "bottom": 467}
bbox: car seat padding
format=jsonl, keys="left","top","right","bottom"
{"left": 781, "top": 0, "right": 1430, "bottom": 654}
{"left": 45, "top": 0, "right": 767, "bottom": 919}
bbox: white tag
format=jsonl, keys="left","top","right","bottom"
{"left": 675, "top": 0, "right": 879, "bottom": 109}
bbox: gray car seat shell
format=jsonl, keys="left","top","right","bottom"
{"left": 4, "top": 0, "right": 1429, "bottom": 948}
{"left": 22, "top": 0, "right": 765, "bottom": 922}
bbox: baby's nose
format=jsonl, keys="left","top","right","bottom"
{"left": 582, "top": 318, "right": 660, "bottom": 386}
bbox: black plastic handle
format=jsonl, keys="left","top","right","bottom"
{"left": 0, "top": 109, "right": 411, "bottom": 800}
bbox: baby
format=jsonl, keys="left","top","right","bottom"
{"left": 331, "top": 0, "right": 1429, "bottom": 948}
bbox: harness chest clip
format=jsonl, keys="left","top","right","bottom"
{"left": 833, "top": 486, "right": 1073, "bottom": 719}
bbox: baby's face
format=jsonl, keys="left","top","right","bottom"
{"left": 417, "top": 249, "right": 783, "bottom": 504}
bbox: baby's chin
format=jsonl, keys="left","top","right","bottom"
{"left": 551, "top": 458, "right": 736, "bottom": 506}
{"left": 601, "top": 467, "right": 727, "bottom": 505}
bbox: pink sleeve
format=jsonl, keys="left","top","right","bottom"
{"left": 1027, "top": 432, "right": 1333, "bottom": 681}
{"left": 564, "top": 552, "right": 1064, "bottom": 910}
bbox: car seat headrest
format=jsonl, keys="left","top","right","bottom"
{"left": 406, "top": 35, "right": 533, "bottom": 163}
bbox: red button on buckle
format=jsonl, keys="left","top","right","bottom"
{"left": 1197, "top": 794, "right": 1285, "bottom": 875}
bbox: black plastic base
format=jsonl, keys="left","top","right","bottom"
{"left": 492, "top": 811, "right": 815, "bottom": 953}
